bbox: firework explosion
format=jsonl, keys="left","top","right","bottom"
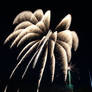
{"left": 4, "top": 9, "right": 79, "bottom": 92}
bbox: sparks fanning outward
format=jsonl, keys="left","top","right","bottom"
{"left": 4, "top": 9, "right": 79, "bottom": 92}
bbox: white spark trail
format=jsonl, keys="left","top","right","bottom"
{"left": 33, "top": 30, "right": 52, "bottom": 68}
{"left": 10, "top": 25, "right": 42, "bottom": 48}
{"left": 57, "top": 41, "right": 71, "bottom": 62}
{"left": 55, "top": 14, "right": 72, "bottom": 31}
{"left": 4, "top": 86, "right": 7, "bottom": 92}
{"left": 17, "top": 40, "right": 38, "bottom": 60}
{"left": 71, "top": 31, "right": 79, "bottom": 51}
{"left": 36, "top": 21, "right": 46, "bottom": 32}
{"left": 9, "top": 41, "right": 39, "bottom": 79}
{"left": 17, "top": 32, "right": 40, "bottom": 47}
{"left": 30, "top": 14, "right": 38, "bottom": 24}
{"left": 4, "top": 29, "right": 23, "bottom": 44}
{"left": 49, "top": 31, "right": 57, "bottom": 82}
{"left": 14, "top": 21, "right": 32, "bottom": 31}
{"left": 57, "top": 30, "right": 72, "bottom": 48}
{"left": 49, "top": 40, "right": 56, "bottom": 82}
{"left": 22, "top": 31, "right": 52, "bottom": 78}
{"left": 37, "top": 46, "right": 48, "bottom": 92}
{"left": 13, "top": 11, "right": 33, "bottom": 24}
{"left": 13, "top": 11, "right": 38, "bottom": 24}
{"left": 42, "top": 10, "right": 51, "bottom": 31}
{"left": 56, "top": 43, "right": 68, "bottom": 81}
{"left": 34, "top": 9, "right": 44, "bottom": 21}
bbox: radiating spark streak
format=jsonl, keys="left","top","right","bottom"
{"left": 57, "top": 30, "right": 72, "bottom": 47}
{"left": 19, "top": 41, "right": 39, "bottom": 65}
{"left": 21, "top": 36, "right": 46, "bottom": 78}
{"left": 13, "top": 11, "right": 38, "bottom": 24}
{"left": 13, "top": 11, "right": 33, "bottom": 24}
{"left": 22, "top": 31, "right": 52, "bottom": 78}
{"left": 89, "top": 71, "right": 92, "bottom": 87}
{"left": 71, "top": 31, "right": 79, "bottom": 51}
{"left": 4, "top": 29, "right": 23, "bottom": 44}
{"left": 42, "top": 10, "right": 51, "bottom": 30}
{"left": 33, "top": 30, "right": 52, "bottom": 68}
{"left": 9, "top": 41, "right": 39, "bottom": 79}
{"left": 17, "top": 40, "right": 38, "bottom": 60}
{"left": 49, "top": 40, "right": 56, "bottom": 82}
{"left": 10, "top": 25, "right": 42, "bottom": 48}
{"left": 31, "top": 14, "right": 38, "bottom": 24}
{"left": 17, "top": 32, "right": 40, "bottom": 47}
{"left": 49, "top": 31, "right": 57, "bottom": 82}
{"left": 57, "top": 40, "right": 71, "bottom": 62}
{"left": 36, "top": 36, "right": 46, "bottom": 49}
{"left": 14, "top": 21, "right": 32, "bottom": 31}
{"left": 22, "top": 47, "right": 39, "bottom": 79}
{"left": 37, "top": 46, "right": 48, "bottom": 92}
{"left": 34, "top": 9, "right": 44, "bottom": 21}
{"left": 24, "top": 25, "right": 43, "bottom": 34}
{"left": 56, "top": 43, "right": 68, "bottom": 81}
{"left": 36, "top": 21, "right": 46, "bottom": 32}
{"left": 4, "top": 86, "right": 7, "bottom": 92}
{"left": 55, "top": 14, "right": 72, "bottom": 31}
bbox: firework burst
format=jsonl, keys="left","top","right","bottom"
{"left": 4, "top": 9, "right": 79, "bottom": 92}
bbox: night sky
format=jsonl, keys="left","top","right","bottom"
{"left": 0, "top": 4, "right": 92, "bottom": 92}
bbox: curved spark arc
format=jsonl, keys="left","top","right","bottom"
{"left": 42, "top": 10, "right": 51, "bottom": 31}
{"left": 17, "top": 32, "right": 40, "bottom": 47}
{"left": 57, "top": 40, "right": 71, "bottom": 62}
{"left": 4, "top": 29, "right": 23, "bottom": 44}
{"left": 55, "top": 14, "right": 72, "bottom": 31}
{"left": 13, "top": 11, "right": 38, "bottom": 24}
{"left": 34, "top": 9, "right": 44, "bottom": 21}
{"left": 14, "top": 21, "right": 32, "bottom": 31}
{"left": 57, "top": 30, "right": 73, "bottom": 48}
{"left": 10, "top": 25, "right": 42, "bottom": 48}
{"left": 36, "top": 21, "right": 46, "bottom": 32}
{"left": 56, "top": 43, "right": 68, "bottom": 81}
{"left": 71, "top": 31, "right": 79, "bottom": 51}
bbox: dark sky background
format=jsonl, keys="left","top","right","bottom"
{"left": 0, "top": 4, "right": 92, "bottom": 92}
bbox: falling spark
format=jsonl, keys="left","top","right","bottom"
{"left": 4, "top": 9, "right": 79, "bottom": 92}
